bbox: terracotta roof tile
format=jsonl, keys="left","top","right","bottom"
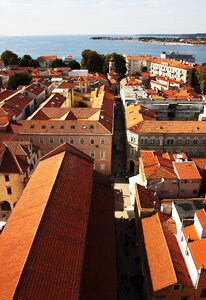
{"left": 183, "top": 224, "right": 206, "bottom": 269}
{"left": 173, "top": 161, "right": 201, "bottom": 180}
{"left": 196, "top": 209, "right": 206, "bottom": 228}
{"left": 130, "top": 121, "right": 206, "bottom": 134}
{"left": 79, "top": 171, "right": 116, "bottom": 299}
{"left": 0, "top": 144, "right": 95, "bottom": 300}
{"left": 136, "top": 184, "right": 160, "bottom": 210}
{"left": 141, "top": 213, "right": 177, "bottom": 292}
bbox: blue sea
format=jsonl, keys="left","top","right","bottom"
{"left": 0, "top": 35, "right": 206, "bottom": 64}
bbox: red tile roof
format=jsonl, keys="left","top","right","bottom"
{"left": 140, "top": 150, "right": 177, "bottom": 180}
{"left": 136, "top": 184, "right": 159, "bottom": 210}
{"left": 0, "top": 90, "right": 15, "bottom": 102}
{"left": 44, "top": 93, "right": 66, "bottom": 107}
{"left": 159, "top": 213, "right": 192, "bottom": 287}
{"left": 173, "top": 161, "right": 201, "bottom": 180}
{"left": 0, "top": 144, "right": 95, "bottom": 300}
{"left": 24, "top": 84, "right": 45, "bottom": 96}
{"left": 129, "top": 121, "right": 206, "bottom": 134}
{"left": 141, "top": 213, "right": 178, "bottom": 292}
{"left": 183, "top": 224, "right": 206, "bottom": 269}
{"left": 79, "top": 171, "right": 116, "bottom": 299}
{"left": 196, "top": 209, "right": 206, "bottom": 228}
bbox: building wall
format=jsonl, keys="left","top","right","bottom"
{"left": 0, "top": 173, "right": 25, "bottom": 210}
{"left": 178, "top": 180, "right": 201, "bottom": 198}
{"left": 19, "top": 133, "right": 112, "bottom": 175}
{"left": 152, "top": 285, "right": 195, "bottom": 300}
{"left": 126, "top": 58, "right": 151, "bottom": 75}
{"left": 128, "top": 131, "right": 206, "bottom": 158}
{"left": 148, "top": 178, "right": 179, "bottom": 199}
{"left": 150, "top": 62, "right": 193, "bottom": 85}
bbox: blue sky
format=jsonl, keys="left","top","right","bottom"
{"left": 0, "top": 0, "right": 205, "bottom": 35}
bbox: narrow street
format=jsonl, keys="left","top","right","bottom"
{"left": 114, "top": 183, "right": 142, "bottom": 300}
{"left": 112, "top": 97, "right": 142, "bottom": 299}
{"left": 112, "top": 97, "right": 127, "bottom": 180}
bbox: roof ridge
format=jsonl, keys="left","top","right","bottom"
{"left": 156, "top": 213, "right": 178, "bottom": 284}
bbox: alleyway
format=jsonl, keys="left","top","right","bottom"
{"left": 112, "top": 97, "right": 127, "bottom": 180}
{"left": 114, "top": 183, "right": 142, "bottom": 300}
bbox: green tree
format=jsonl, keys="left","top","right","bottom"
{"left": 196, "top": 63, "right": 206, "bottom": 93}
{"left": 66, "top": 59, "right": 80, "bottom": 69}
{"left": 51, "top": 59, "right": 66, "bottom": 68}
{"left": 103, "top": 53, "right": 126, "bottom": 78}
{"left": 8, "top": 73, "right": 32, "bottom": 90}
{"left": 1, "top": 50, "right": 19, "bottom": 65}
{"left": 19, "top": 54, "right": 40, "bottom": 67}
{"left": 81, "top": 49, "right": 104, "bottom": 73}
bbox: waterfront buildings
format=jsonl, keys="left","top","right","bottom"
{"left": 125, "top": 55, "right": 197, "bottom": 85}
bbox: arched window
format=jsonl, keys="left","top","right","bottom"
{"left": 69, "top": 137, "right": 74, "bottom": 145}
{"left": 80, "top": 138, "right": 85, "bottom": 145}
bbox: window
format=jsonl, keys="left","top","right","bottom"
{"left": 59, "top": 137, "right": 64, "bottom": 144}
{"left": 4, "top": 175, "right": 9, "bottom": 182}
{"left": 60, "top": 125, "right": 64, "bottom": 129}
{"left": 69, "top": 137, "right": 74, "bottom": 145}
{"left": 173, "top": 284, "right": 180, "bottom": 290}
{"left": 82, "top": 125, "right": 87, "bottom": 129}
{"left": 180, "top": 297, "right": 189, "bottom": 300}
{"left": 100, "top": 138, "right": 105, "bottom": 145}
{"left": 50, "top": 124, "right": 55, "bottom": 129}
{"left": 90, "top": 138, "right": 95, "bottom": 145}
{"left": 90, "top": 150, "right": 95, "bottom": 158}
{"left": 70, "top": 125, "right": 75, "bottom": 129}
{"left": 29, "top": 137, "right": 33, "bottom": 144}
{"left": 90, "top": 125, "right": 94, "bottom": 129}
{"left": 130, "top": 148, "right": 135, "bottom": 156}
{"left": 167, "top": 139, "right": 173, "bottom": 145}
{"left": 30, "top": 124, "right": 35, "bottom": 129}
{"left": 49, "top": 137, "right": 54, "bottom": 144}
{"left": 39, "top": 137, "right": 44, "bottom": 144}
{"left": 41, "top": 125, "right": 46, "bottom": 129}
{"left": 193, "top": 139, "right": 198, "bottom": 145}
{"left": 100, "top": 150, "right": 105, "bottom": 159}
{"left": 80, "top": 138, "right": 85, "bottom": 145}
{"left": 7, "top": 187, "right": 12, "bottom": 195}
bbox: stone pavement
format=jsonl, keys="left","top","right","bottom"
{"left": 114, "top": 182, "right": 142, "bottom": 300}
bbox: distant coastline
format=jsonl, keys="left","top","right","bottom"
{"left": 90, "top": 36, "right": 206, "bottom": 46}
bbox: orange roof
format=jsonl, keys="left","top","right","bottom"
{"left": 196, "top": 209, "right": 206, "bottom": 228}
{"left": 141, "top": 213, "right": 177, "bottom": 291}
{"left": 126, "top": 55, "right": 153, "bottom": 61}
{"left": 183, "top": 224, "right": 206, "bottom": 269}
{"left": 151, "top": 57, "right": 195, "bottom": 70}
{"left": 126, "top": 105, "right": 157, "bottom": 128}
{"left": 38, "top": 55, "right": 57, "bottom": 61}
{"left": 129, "top": 120, "right": 206, "bottom": 134}
{"left": 140, "top": 150, "right": 177, "bottom": 180}
{"left": 173, "top": 161, "right": 201, "bottom": 180}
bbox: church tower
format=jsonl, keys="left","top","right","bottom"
{"left": 109, "top": 57, "right": 115, "bottom": 73}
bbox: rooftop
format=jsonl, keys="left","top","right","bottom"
{"left": 129, "top": 121, "right": 206, "bottom": 134}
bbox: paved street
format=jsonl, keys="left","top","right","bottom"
{"left": 112, "top": 97, "right": 127, "bottom": 180}
{"left": 114, "top": 182, "right": 142, "bottom": 300}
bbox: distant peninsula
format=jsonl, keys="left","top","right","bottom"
{"left": 90, "top": 35, "right": 206, "bottom": 46}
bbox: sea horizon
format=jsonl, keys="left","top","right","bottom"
{"left": 0, "top": 34, "right": 206, "bottom": 63}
